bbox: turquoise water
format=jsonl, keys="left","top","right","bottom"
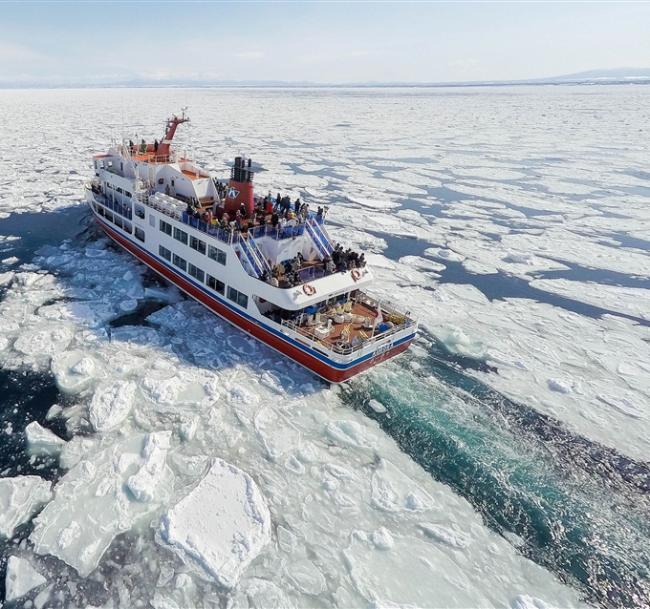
{"left": 341, "top": 348, "right": 650, "bottom": 608}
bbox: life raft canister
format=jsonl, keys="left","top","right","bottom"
{"left": 303, "top": 283, "right": 316, "bottom": 296}
{"left": 351, "top": 269, "right": 362, "bottom": 282}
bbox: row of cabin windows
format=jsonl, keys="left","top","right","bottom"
{"left": 162, "top": 220, "right": 226, "bottom": 265}
{"left": 157, "top": 245, "right": 245, "bottom": 308}
{"left": 104, "top": 183, "right": 132, "bottom": 199}
{"left": 95, "top": 202, "right": 133, "bottom": 235}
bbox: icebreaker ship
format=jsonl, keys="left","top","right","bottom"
{"left": 85, "top": 112, "right": 417, "bottom": 382}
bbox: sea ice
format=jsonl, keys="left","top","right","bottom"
{"left": 88, "top": 379, "right": 137, "bottom": 432}
{"left": 127, "top": 431, "right": 172, "bottom": 502}
{"left": 4, "top": 555, "right": 47, "bottom": 602}
{"left": 25, "top": 421, "right": 66, "bottom": 456}
{"left": 30, "top": 432, "right": 173, "bottom": 576}
{"left": 51, "top": 350, "right": 100, "bottom": 394}
{"left": 0, "top": 476, "right": 52, "bottom": 538}
{"left": 159, "top": 458, "right": 271, "bottom": 589}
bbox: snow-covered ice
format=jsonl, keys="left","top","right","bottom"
{"left": 0, "top": 476, "right": 52, "bottom": 538}
{"left": 30, "top": 432, "right": 173, "bottom": 576}
{"left": 25, "top": 421, "right": 66, "bottom": 456}
{"left": 1, "top": 84, "right": 647, "bottom": 607}
{"left": 159, "top": 458, "right": 271, "bottom": 589}
{"left": 4, "top": 555, "right": 47, "bottom": 602}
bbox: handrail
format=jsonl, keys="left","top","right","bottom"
{"left": 246, "top": 235, "right": 273, "bottom": 274}
{"left": 280, "top": 313, "right": 413, "bottom": 355}
{"left": 305, "top": 221, "right": 328, "bottom": 258}
{"left": 237, "top": 235, "right": 263, "bottom": 278}
{"left": 308, "top": 218, "right": 334, "bottom": 254}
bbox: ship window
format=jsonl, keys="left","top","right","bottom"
{"left": 97, "top": 205, "right": 105, "bottom": 216}
{"left": 117, "top": 187, "right": 123, "bottom": 194}
{"left": 173, "top": 227, "right": 188, "bottom": 245}
{"left": 207, "top": 274, "right": 225, "bottom": 295}
{"left": 134, "top": 204, "right": 145, "bottom": 219}
{"left": 105, "top": 211, "right": 113, "bottom": 222}
{"left": 208, "top": 245, "right": 226, "bottom": 265}
{"left": 135, "top": 227, "right": 145, "bottom": 242}
{"left": 159, "top": 220, "right": 172, "bottom": 236}
{"left": 125, "top": 191, "right": 132, "bottom": 198}
{"left": 190, "top": 235, "right": 206, "bottom": 255}
{"left": 227, "top": 286, "right": 248, "bottom": 309}
{"left": 172, "top": 253, "right": 186, "bottom": 272}
{"left": 114, "top": 215, "right": 123, "bottom": 229}
{"left": 188, "top": 263, "right": 204, "bottom": 282}
{"left": 159, "top": 245, "right": 172, "bottom": 261}
{"left": 123, "top": 221, "right": 132, "bottom": 234}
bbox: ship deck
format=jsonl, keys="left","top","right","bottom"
{"left": 296, "top": 301, "right": 399, "bottom": 350}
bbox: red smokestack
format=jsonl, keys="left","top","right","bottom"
{"left": 224, "top": 156, "right": 255, "bottom": 217}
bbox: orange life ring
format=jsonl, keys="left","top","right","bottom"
{"left": 351, "top": 269, "right": 361, "bottom": 282}
{"left": 303, "top": 284, "right": 316, "bottom": 296}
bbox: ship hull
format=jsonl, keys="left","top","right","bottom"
{"left": 94, "top": 215, "right": 415, "bottom": 383}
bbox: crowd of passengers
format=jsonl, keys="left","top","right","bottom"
{"left": 258, "top": 244, "right": 367, "bottom": 288}
{"left": 185, "top": 190, "right": 325, "bottom": 235}
{"left": 184, "top": 190, "right": 366, "bottom": 287}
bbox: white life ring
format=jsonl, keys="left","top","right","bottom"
{"left": 351, "top": 269, "right": 361, "bottom": 282}
{"left": 303, "top": 284, "right": 316, "bottom": 296}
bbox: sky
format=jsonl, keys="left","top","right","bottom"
{"left": 0, "top": 1, "right": 649, "bottom": 85}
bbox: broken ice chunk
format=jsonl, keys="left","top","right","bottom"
{"left": 4, "top": 555, "right": 47, "bottom": 602}
{"left": 159, "top": 458, "right": 271, "bottom": 589}
{"left": 88, "top": 380, "right": 137, "bottom": 431}
{"left": 51, "top": 350, "right": 99, "bottom": 394}
{"left": 25, "top": 421, "right": 66, "bottom": 456}
{"left": 30, "top": 433, "right": 172, "bottom": 576}
{"left": 0, "top": 476, "right": 52, "bottom": 538}
{"left": 127, "top": 431, "right": 172, "bottom": 502}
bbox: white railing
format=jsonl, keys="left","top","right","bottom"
{"left": 280, "top": 294, "right": 415, "bottom": 356}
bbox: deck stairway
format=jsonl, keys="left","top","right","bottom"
{"left": 306, "top": 218, "right": 334, "bottom": 258}
{"left": 237, "top": 234, "right": 272, "bottom": 278}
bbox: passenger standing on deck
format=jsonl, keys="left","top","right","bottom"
{"left": 294, "top": 198, "right": 301, "bottom": 215}
{"left": 154, "top": 139, "right": 159, "bottom": 153}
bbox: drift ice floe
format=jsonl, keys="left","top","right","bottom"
{"left": 86, "top": 112, "right": 417, "bottom": 382}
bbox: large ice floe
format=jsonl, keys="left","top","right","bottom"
{"left": 159, "top": 458, "right": 271, "bottom": 589}
{"left": 1, "top": 85, "right": 649, "bottom": 607}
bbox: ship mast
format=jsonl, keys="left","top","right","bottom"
{"left": 158, "top": 109, "right": 190, "bottom": 157}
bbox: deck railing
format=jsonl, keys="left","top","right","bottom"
{"left": 280, "top": 294, "right": 415, "bottom": 355}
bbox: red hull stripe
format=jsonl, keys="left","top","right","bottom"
{"left": 94, "top": 215, "right": 415, "bottom": 383}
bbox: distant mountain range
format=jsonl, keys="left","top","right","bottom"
{"left": 2, "top": 68, "right": 649, "bottom": 89}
